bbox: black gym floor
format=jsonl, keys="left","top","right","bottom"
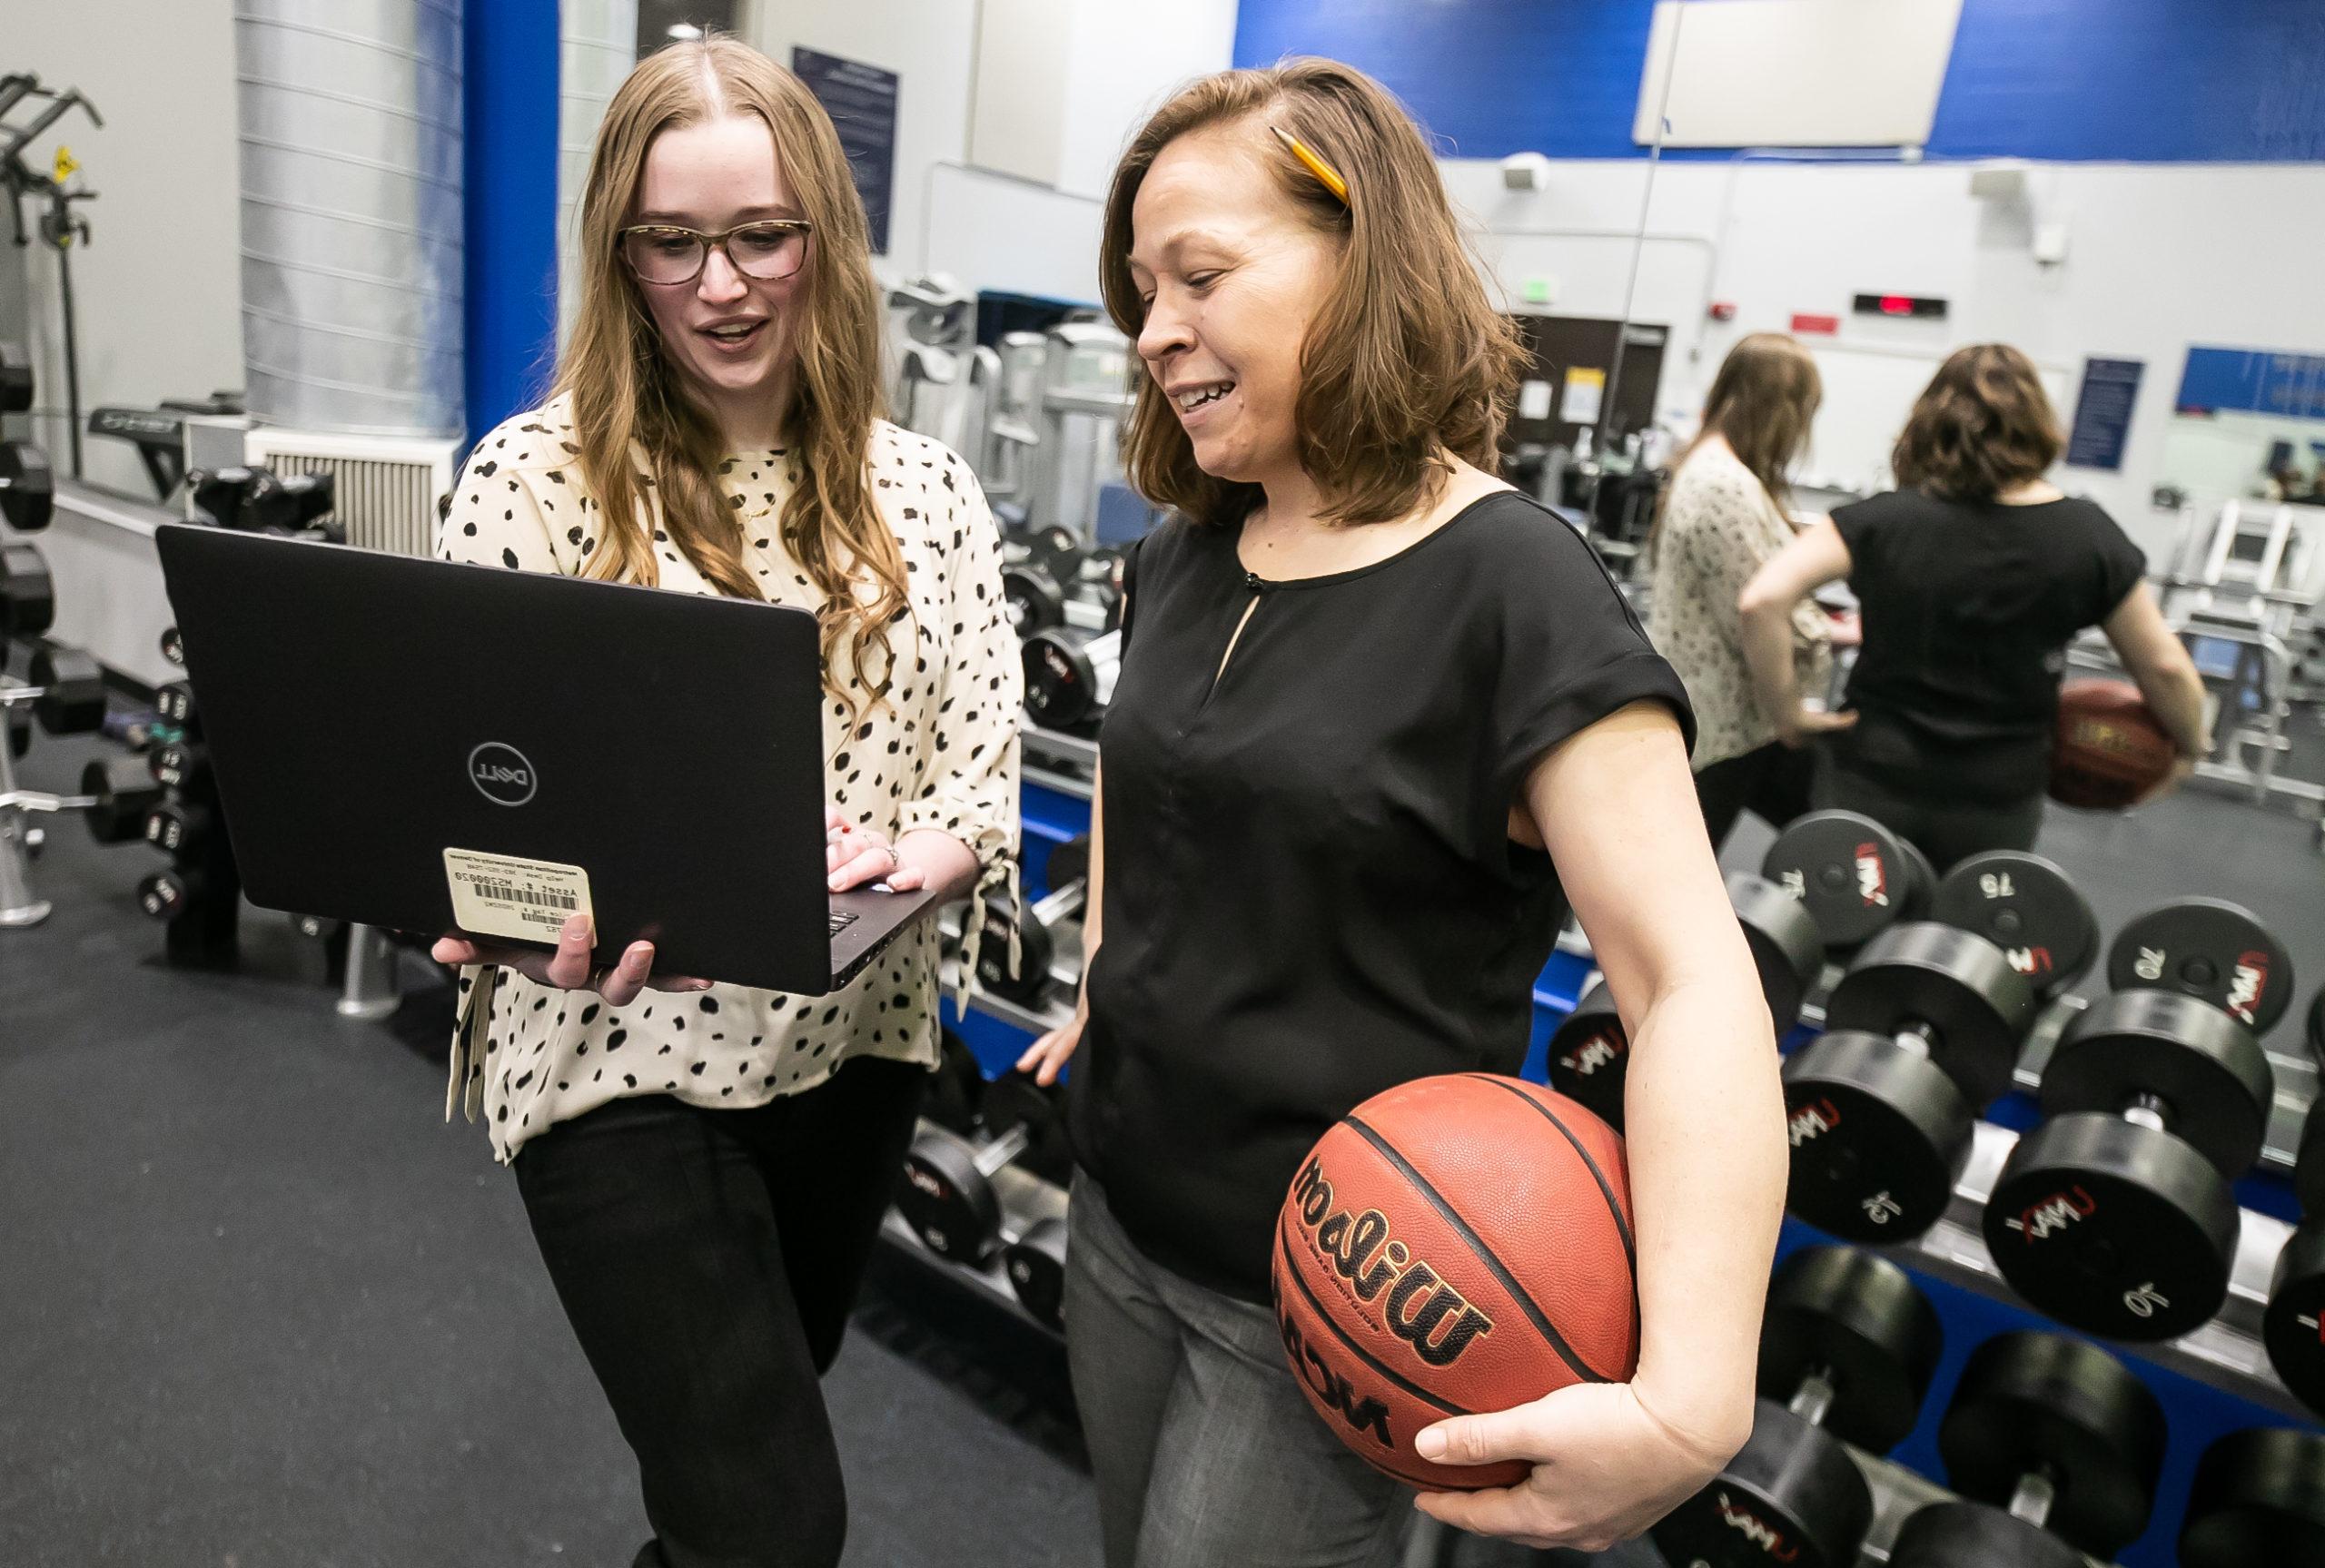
{"left": 2, "top": 731, "right": 2317, "bottom": 1567}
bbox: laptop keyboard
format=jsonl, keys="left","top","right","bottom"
{"left": 829, "top": 910, "right": 859, "bottom": 939}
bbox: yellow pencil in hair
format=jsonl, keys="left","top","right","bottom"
{"left": 1271, "top": 124, "right": 1349, "bottom": 204}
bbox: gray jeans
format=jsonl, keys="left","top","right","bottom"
{"left": 1064, "top": 1175, "right": 1409, "bottom": 1568}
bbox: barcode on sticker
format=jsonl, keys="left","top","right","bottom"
{"left": 469, "top": 879, "right": 577, "bottom": 911}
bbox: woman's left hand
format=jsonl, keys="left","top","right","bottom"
{"left": 1410, "top": 1379, "right": 1744, "bottom": 1553}
{"left": 826, "top": 806, "right": 928, "bottom": 892}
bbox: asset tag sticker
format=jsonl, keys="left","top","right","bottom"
{"left": 444, "top": 849, "right": 594, "bottom": 945}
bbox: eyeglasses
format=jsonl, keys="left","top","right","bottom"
{"left": 618, "top": 220, "right": 813, "bottom": 286}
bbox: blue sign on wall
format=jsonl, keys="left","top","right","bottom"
{"left": 2174, "top": 347, "right": 2325, "bottom": 421}
{"left": 2064, "top": 357, "right": 2143, "bottom": 470}
{"left": 792, "top": 47, "right": 899, "bottom": 256}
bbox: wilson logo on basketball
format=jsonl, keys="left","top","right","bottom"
{"left": 1290, "top": 1157, "right": 1495, "bottom": 1367}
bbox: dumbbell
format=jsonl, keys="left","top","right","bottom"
{"left": 0, "top": 439, "right": 53, "bottom": 533}
{"left": 1761, "top": 809, "right": 1934, "bottom": 952}
{"left": 1649, "top": 1247, "right": 1942, "bottom": 1568}
{"left": 154, "top": 681, "right": 201, "bottom": 737}
{"left": 5, "top": 704, "right": 26, "bottom": 759}
{"left": 136, "top": 868, "right": 206, "bottom": 920}
{"left": 1928, "top": 849, "right": 2101, "bottom": 1001}
{"left": 0, "top": 541, "right": 55, "bottom": 638}
{"left": 28, "top": 646, "right": 104, "bottom": 734}
{"left": 1021, "top": 626, "right": 1121, "bottom": 731}
{"left": 1004, "top": 1216, "right": 1069, "bottom": 1330}
{"left": 1888, "top": 1331, "right": 2164, "bottom": 1568}
{"left": 1782, "top": 912, "right": 2051, "bottom": 1245}
{"left": 975, "top": 836, "right": 1090, "bottom": 1006}
{"left": 1984, "top": 898, "right": 2282, "bottom": 1339}
{"left": 2263, "top": 1101, "right": 2325, "bottom": 1415}
{"left": 1547, "top": 872, "right": 1822, "bottom": 1129}
{"left": 149, "top": 739, "right": 213, "bottom": 794}
{"left": 187, "top": 466, "right": 262, "bottom": 529}
{"left": 79, "top": 757, "right": 164, "bottom": 844}
{"left": 2179, "top": 1427, "right": 2325, "bottom": 1567}
{"left": 242, "top": 468, "right": 335, "bottom": 536}
{"left": 1000, "top": 524, "right": 1083, "bottom": 636}
{"left": 0, "top": 340, "right": 31, "bottom": 414}
{"left": 143, "top": 799, "right": 213, "bottom": 855}
{"left": 896, "top": 1070, "right": 1070, "bottom": 1264}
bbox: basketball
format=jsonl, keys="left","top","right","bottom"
{"left": 1271, "top": 1074, "right": 1639, "bottom": 1491}
{"left": 2051, "top": 678, "right": 2177, "bottom": 809}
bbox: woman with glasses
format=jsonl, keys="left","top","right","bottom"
{"left": 429, "top": 37, "right": 1019, "bottom": 1568}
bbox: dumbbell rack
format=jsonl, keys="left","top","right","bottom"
{"left": 877, "top": 1156, "right": 1069, "bottom": 1341}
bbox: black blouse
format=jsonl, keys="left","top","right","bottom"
{"left": 1068, "top": 492, "right": 1693, "bottom": 1300}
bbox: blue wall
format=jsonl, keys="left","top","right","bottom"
{"left": 1232, "top": 0, "right": 2325, "bottom": 163}
{"left": 462, "top": 0, "right": 563, "bottom": 449}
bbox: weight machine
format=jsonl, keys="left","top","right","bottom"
{"left": 1, "top": 72, "right": 103, "bottom": 478}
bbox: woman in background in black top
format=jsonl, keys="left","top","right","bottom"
{"left": 1016, "top": 61, "right": 1786, "bottom": 1565}
{"left": 1738, "top": 343, "right": 2209, "bottom": 871}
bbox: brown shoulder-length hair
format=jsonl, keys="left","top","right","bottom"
{"left": 1650, "top": 331, "right": 1821, "bottom": 557}
{"left": 1097, "top": 59, "right": 1529, "bottom": 528}
{"left": 557, "top": 36, "right": 907, "bottom": 715}
{"left": 1892, "top": 343, "right": 2063, "bottom": 503}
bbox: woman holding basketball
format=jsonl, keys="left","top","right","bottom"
{"left": 1737, "top": 343, "right": 2208, "bottom": 871}
{"left": 430, "top": 37, "right": 1017, "bottom": 1568}
{"left": 1016, "top": 60, "right": 1785, "bottom": 1563}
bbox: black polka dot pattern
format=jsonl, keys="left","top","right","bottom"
{"left": 1643, "top": 444, "right": 1833, "bottom": 768}
{"left": 433, "top": 397, "right": 1024, "bottom": 1161}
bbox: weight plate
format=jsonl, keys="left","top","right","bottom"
{"left": 1003, "top": 565, "right": 1065, "bottom": 636}
{"left": 1004, "top": 1216, "right": 1068, "bottom": 1329}
{"left": 2108, "top": 896, "right": 2295, "bottom": 1034}
{"left": 1727, "top": 871, "right": 1823, "bottom": 1030}
{"left": 1825, "top": 923, "right": 2036, "bottom": 1107}
{"left": 1021, "top": 628, "right": 1113, "bottom": 729}
{"left": 925, "top": 1029, "right": 984, "bottom": 1136}
{"left": 1759, "top": 1247, "right": 1942, "bottom": 1453}
{"left": 1781, "top": 1032, "right": 1975, "bottom": 1242}
{"left": 1937, "top": 1332, "right": 2166, "bottom": 1558}
{"left": 1932, "top": 851, "right": 2099, "bottom": 1001}
{"left": 1648, "top": 1403, "right": 1871, "bottom": 1568}
{"left": 1546, "top": 980, "right": 1627, "bottom": 1131}
{"left": 896, "top": 1131, "right": 1004, "bottom": 1262}
{"left": 79, "top": 758, "right": 162, "bottom": 845}
{"left": 1894, "top": 834, "right": 1935, "bottom": 921}
{"left": 2043, "top": 991, "right": 2273, "bottom": 1178}
{"left": 1890, "top": 1501, "right": 2083, "bottom": 1568}
{"left": 136, "top": 870, "right": 196, "bottom": 920}
{"left": 984, "top": 1071, "right": 1070, "bottom": 1185}
{"left": 2181, "top": 1427, "right": 2325, "bottom": 1568}
{"left": 975, "top": 893, "right": 1054, "bottom": 1006}
{"left": 2264, "top": 1218, "right": 2325, "bottom": 1418}
{"left": 1984, "top": 1112, "right": 2241, "bottom": 1341}
{"left": 1761, "top": 810, "right": 1919, "bottom": 951}
{"left": 154, "top": 681, "right": 200, "bottom": 735}
{"left": 159, "top": 625, "right": 184, "bottom": 666}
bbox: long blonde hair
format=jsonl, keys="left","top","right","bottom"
{"left": 558, "top": 36, "right": 906, "bottom": 713}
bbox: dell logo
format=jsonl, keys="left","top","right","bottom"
{"left": 468, "top": 742, "right": 538, "bottom": 807}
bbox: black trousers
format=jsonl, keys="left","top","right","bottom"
{"left": 1693, "top": 740, "right": 1816, "bottom": 851}
{"left": 513, "top": 1056, "right": 925, "bottom": 1568}
{"left": 1812, "top": 754, "right": 2045, "bottom": 874}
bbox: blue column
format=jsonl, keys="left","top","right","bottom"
{"left": 463, "top": 0, "right": 562, "bottom": 448}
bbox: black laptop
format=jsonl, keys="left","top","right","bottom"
{"left": 153, "top": 524, "right": 939, "bottom": 994}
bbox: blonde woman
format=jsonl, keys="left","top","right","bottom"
{"left": 1646, "top": 333, "right": 1840, "bottom": 848}
{"left": 429, "top": 38, "right": 1017, "bottom": 1568}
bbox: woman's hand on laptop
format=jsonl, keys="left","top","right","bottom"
{"left": 826, "top": 806, "right": 928, "bottom": 892}
{"left": 430, "top": 914, "right": 710, "bottom": 1007}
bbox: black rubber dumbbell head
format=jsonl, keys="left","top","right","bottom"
{"left": 2180, "top": 1426, "right": 2325, "bottom": 1568}
{"left": 1889, "top": 1498, "right": 2085, "bottom": 1568}
{"left": 1936, "top": 1331, "right": 2165, "bottom": 1560}
{"left": 1728, "top": 870, "right": 1824, "bottom": 1031}
{"left": 31, "top": 646, "right": 105, "bottom": 735}
{"left": 923, "top": 1028, "right": 984, "bottom": 1137}
{"left": 1781, "top": 1029, "right": 1975, "bottom": 1242}
{"left": 2264, "top": 1102, "right": 2325, "bottom": 1416}
{"left": 136, "top": 868, "right": 205, "bottom": 920}
{"left": 983, "top": 1070, "right": 1071, "bottom": 1187}
{"left": 1931, "top": 850, "right": 2100, "bottom": 1001}
{"left": 1649, "top": 1247, "right": 1940, "bottom": 1568}
{"left": 1762, "top": 810, "right": 1931, "bottom": 952}
{"left": 1825, "top": 922, "right": 2038, "bottom": 1106}
{"left": 1984, "top": 991, "right": 2271, "bottom": 1339}
{"left": 975, "top": 889, "right": 1054, "bottom": 1007}
{"left": 80, "top": 757, "right": 163, "bottom": 845}
{"left": 1546, "top": 979, "right": 1627, "bottom": 1130}
{"left": 1004, "top": 1215, "right": 1067, "bottom": 1330}
{"left": 897, "top": 1129, "right": 1008, "bottom": 1263}
{"left": 2107, "top": 896, "right": 2296, "bottom": 1034}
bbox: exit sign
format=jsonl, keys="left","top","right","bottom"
{"left": 1853, "top": 292, "right": 1948, "bottom": 321}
